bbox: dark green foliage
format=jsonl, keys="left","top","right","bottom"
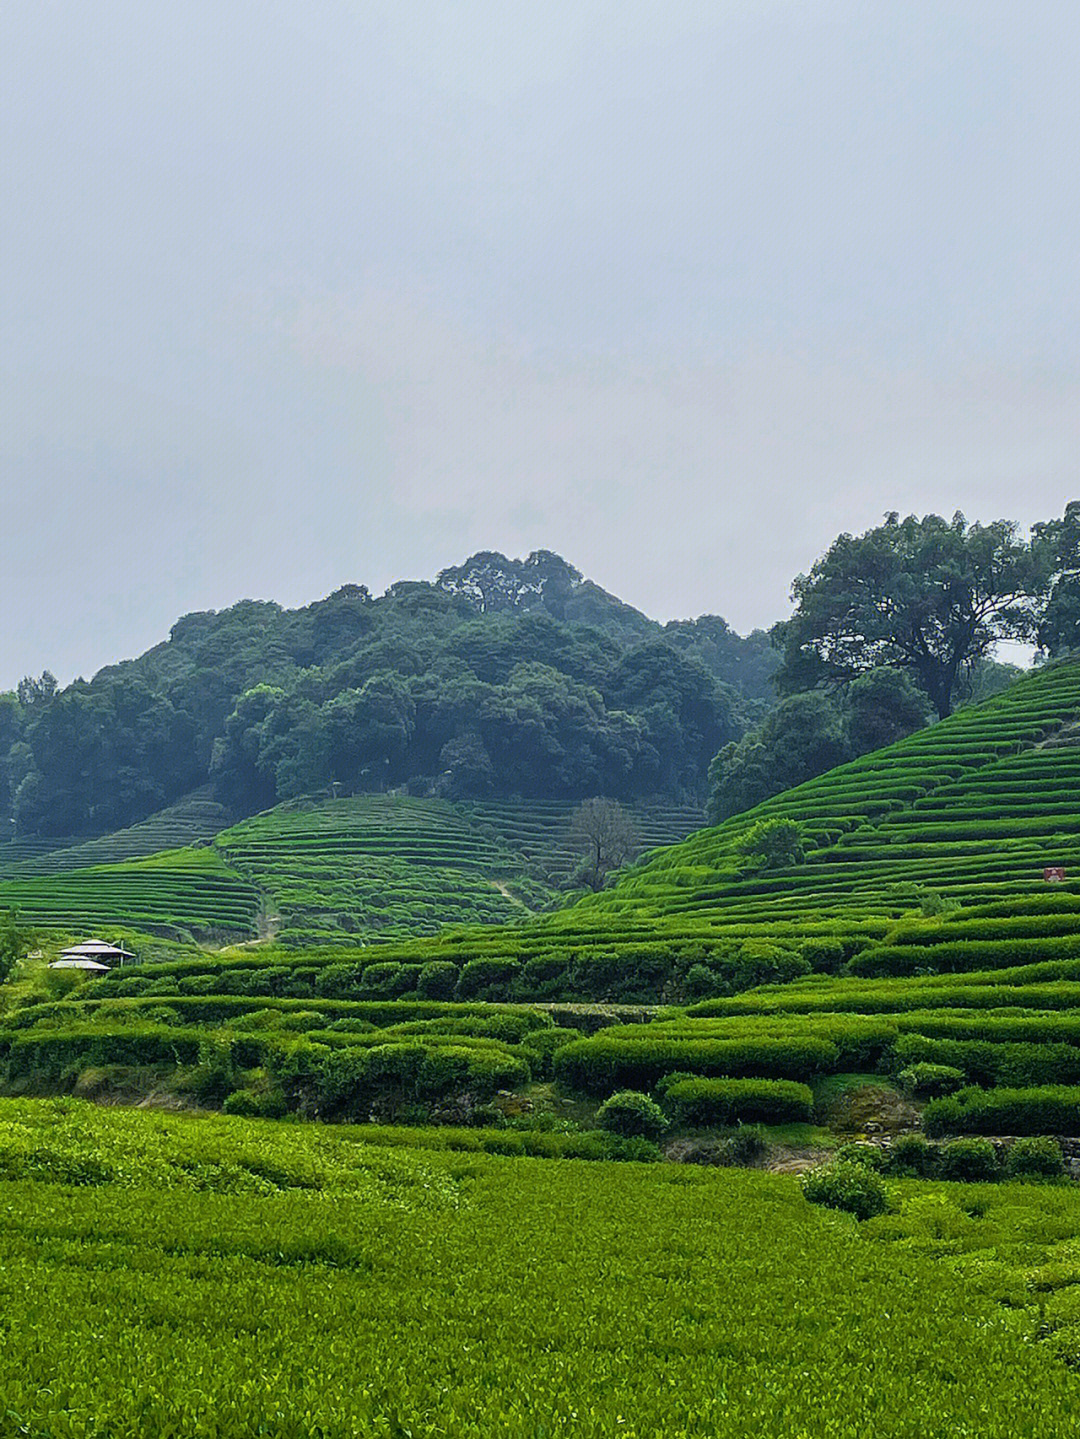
{"left": 885, "top": 1135, "right": 939, "bottom": 1178}
{"left": 893, "top": 1032, "right": 1080, "bottom": 1088}
{"left": 1005, "top": 1136, "right": 1065, "bottom": 1179}
{"left": 455, "top": 958, "right": 521, "bottom": 1001}
{"left": 939, "top": 1138, "right": 1001, "bottom": 1182}
{"left": 733, "top": 818, "right": 805, "bottom": 869}
{"left": 3, "top": 550, "right": 763, "bottom": 841}
{"left": 595, "top": 1090, "right": 669, "bottom": 1141}
{"left": 924, "top": 1086, "right": 1080, "bottom": 1138}
{"left": 417, "top": 961, "right": 458, "bottom": 999}
{"left": 772, "top": 511, "right": 1060, "bottom": 718}
{"left": 661, "top": 1077, "right": 813, "bottom": 1128}
{"left": 708, "top": 692, "right": 849, "bottom": 822}
{"left": 801, "top": 1161, "right": 888, "bottom": 1220}
{"left": 835, "top": 1142, "right": 888, "bottom": 1171}
{"left": 221, "top": 1087, "right": 287, "bottom": 1119}
{"left": 518, "top": 1026, "right": 584, "bottom": 1081}
{"left": 897, "top": 1063, "right": 966, "bottom": 1097}
{"left": 0, "top": 911, "right": 31, "bottom": 986}
{"left": 706, "top": 668, "right": 933, "bottom": 822}
{"left": 553, "top": 1032, "right": 841, "bottom": 1096}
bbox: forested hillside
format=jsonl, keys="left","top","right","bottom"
{"left": 59, "top": 652, "right": 1080, "bottom": 1004}
{"left": 0, "top": 550, "right": 773, "bottom": 840}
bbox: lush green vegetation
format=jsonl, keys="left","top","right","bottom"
{"left": 0, "top": 792, "right": 705, "bottom": 944}
{"left": 4, "top": 1099, "right": 1080, "bottom": 1436}
{"left": 1, "top": 550, "right": 772, "bottom": 841}
{"left": 0, "top": 847, "right": 258, "bottom": 941}
{"left": 10, "top": 545, "right": 1080, "bottom": 1433}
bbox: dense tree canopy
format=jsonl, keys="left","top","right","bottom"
{"left": 0, "top": 552, "right": 773, "bottom": 838}
{"left": 772, "top": 511, "right": 1063, "bottom": 718}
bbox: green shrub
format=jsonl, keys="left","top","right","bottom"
{"left": 834, "top": 1142, "right": 887, "bottom": 1171}
{"left": 893, "top": 1033, "right": 1080, "bottom": 1089}
{"left": 1006, "top": 1136, "right": 1065, "bottom": 1180}
{"left": 720, "top": 1125, "right": 768, "bottom": 1166}
{"left": 884, "top": 1134, "right": 938, "bottom": 1178}
{"left": 416, "top": 962, "right": 458, "bottom": 1000}
{"left": 801, "top": 1162, "right": 888, "bottom": 1220}
{"left": 897, "top": 1063, "right": 966, "bottom": 1098}
{"left": 682, "top": 964, "right": 721, "bottom": 1000}
{"left": 519, "top": 1026, "right": 583, "bottom": 1081}
{"left": 359, "top": 963, "right": 413, "bottom": 999}
{"left": 222, "top": 1088, "right": 286, "bottom": 1119}
{"left": 662, "top": 1077, "right": 813, "bottom": 1128}
{"left": 596, "top": 1090, "right": 669, "bottom": 1141}
{"left": 733, "top": 818, "right": 805, "bottom": 869}
{"left": 924, "top": 1085, "right": 1080, "bottom": 1138}
{"left": 554, "top": 1033, "right": 841, "bottom": 1096}
{"left": 939, "top": 1138, "right": 1000, "bottom": 1182}
{"left": 600, "top": 1135, "right": 663, "bottom": 1162}
{"left": 801, "top": 938, "right": 846, "bottom": 974}
{"left": 455, "top": 958, "right": 521, "bottom": 1002}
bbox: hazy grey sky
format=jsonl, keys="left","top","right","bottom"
{"left": 2, "top": 1, "right": 1079, "bottom": 687}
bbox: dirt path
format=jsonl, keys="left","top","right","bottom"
{"left": 490, "top": 879, "right": 528, "bottom": 909}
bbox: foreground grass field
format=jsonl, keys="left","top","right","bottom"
{"left": 1, "top": 1100, "right": 1080, "bottom": 1437}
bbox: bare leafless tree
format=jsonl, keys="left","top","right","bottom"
{"left": 569, "top": 797, "right": 639, "bottom": 891}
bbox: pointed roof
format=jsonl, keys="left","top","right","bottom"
{"left": 59, "top": 939, "right": 135, "bottom": 960}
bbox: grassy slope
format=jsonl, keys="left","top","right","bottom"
{"left": 558, "top": 654, "right": 1080, "bottom": 954}
{"left": 0, "top": 791, "right": 704, "bottom": 947}
{"left": 1, "top": 1098, "right": 1079, "bottom": 1438}
{"left": 14, "top": 662, "right": 1080, "bottom": 1143}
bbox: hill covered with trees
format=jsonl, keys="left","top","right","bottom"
{"left": 1, "top": 551, "right": 775, "bottom": 840}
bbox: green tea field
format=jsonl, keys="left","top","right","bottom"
{"left": 0, "top": 795, "right": 704, "bottom": 947}
{"left": 0, "top": 1099, "right": 1079, "bottom": 1438}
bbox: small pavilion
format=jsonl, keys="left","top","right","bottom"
{"left": 49, "top": 939, "right": 136, "bottom": 971}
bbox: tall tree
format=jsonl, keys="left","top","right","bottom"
{"left": 569, "top": 797, "right": 639, "bottom": 891}
{"left": 772, "top": 512, "right": 1055, "bottom": 717}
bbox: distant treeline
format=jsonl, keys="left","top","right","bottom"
{"left": 0, "top": 551, "right": 776, "bottom": 838}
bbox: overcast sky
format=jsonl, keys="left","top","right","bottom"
{"left": 2, "top": 1, "right": 1079, "bottom": 687}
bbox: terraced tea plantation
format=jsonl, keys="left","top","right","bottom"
{"left": 214, "top": 794, "right": 546, "bottom": 944}
{"left": 459, "top": 797, "right": 705, "bottom": 884}
{"left": 72, "top": 656, "right": 1080, "bottom": 1003}
{"left": 0, "top": 789, "right": 232, "bottom": 879}
{"left": 0, "top": 848, "right": 258, "bottom": 943}
{"left": 0, "top": 794, "right": 705, "bottom": 948}
{"left": 3, "top": 1098, "right": 1080, "bottom": 1438}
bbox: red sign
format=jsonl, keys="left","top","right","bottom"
{"left": 1044, "top": 867, "right": 1067, "bottom": 883}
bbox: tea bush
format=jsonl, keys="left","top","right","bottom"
{"left": 924, "top": 1086, "right": 1080, "bottom": 1137}
{"left": 3, "top": 1098, "right": 1080, "bottom": 1435}
{"left": 1005, "top": 1135, "right": 1065, "bottom": 1179}
{"left": 595, "top": 1090, "right": 669, "bottom": 1141}
{"left": 886, "top": 1135, "right": 939, "bottom": 1178}
{"left": 897, "top": 1063, "right": 966, "bottom": 1097}
{"left": 661, "top": 1077, "right": 813, "bottom": 1128}
{"left": 938, "top": 1138, "right": 1001, "bottom": 1182}
{"left": 801, "top": 1161, "right": 889, "bottom": 1220}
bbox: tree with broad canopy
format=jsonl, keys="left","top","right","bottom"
{"left": 771, "top": 510, "right": 1075, "bottom": 718}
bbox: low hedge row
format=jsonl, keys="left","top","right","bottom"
{"left": 892, "top": 1033, "right": 1080, "bottom": 1088}
{"left": 849, "top": 934, "right": 1080, "bottom": 978}
{"left": 0, "top": 1026, "right": 208, "bottom": 1080}
{"left": 923, "top": 1085, "right": 1080, "bottom": 1137}
{"left": 552, "top": 1034, "right": 840, "bottom": 1096}
{"left": 266, "top": 1038, "right": 530, "bottom": 1114}
{"left": 660, "top": 1076, "right": 813, "bottom": 1127}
